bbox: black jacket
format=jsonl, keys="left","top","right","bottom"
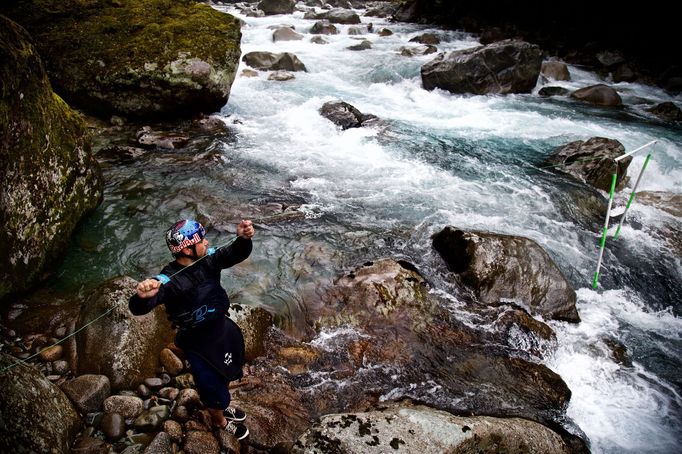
{"left": 129, "top": 237, "right": 252, "bottom": 380}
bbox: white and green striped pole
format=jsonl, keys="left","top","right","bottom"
{"left": 592, "top": 173, "right": 618, "bottom": 289}
{"left": 614, "top": 153, "right": 653, "bottom": 239}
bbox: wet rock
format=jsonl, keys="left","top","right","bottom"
{"left": 60, "top": 374, "right": 111, "bottom": 414}
{"left": 163, "top": 419, "right": 183, "bottom": 443}
{"left": 647, "top": 102, "right": 682, "bottom": 123}
{"left": 294, "top": 403, "right": 573, "bottom": 453}
{"left": 230, "top": 305, "right": 274, "bottom": 361}
{"left": 378, "top": 28, "right": 393, "bottom": 36}
{"left": 3, "top": 0, "right": 242, "bottom": 119}
{"left": 319, "top": 101, "right": 378, "bottom": 130}
{"left": 175, "top": 373, "right": 195, "bottom": 389}
{"left": 539, "top": 86, "right": 571, "bottom": 97}
{"left": 432, "top": 227, "right": 579, "bottom": 322}
{"left": 541, "top": 60, "right": 571, "bottom": 81}
{"left": 0, "top": 16, "right": 103, "bottom": 299}
{"left": 136, "top": 126, "right": 189, "bottom": 149}
{"left": 172, "top": 405, "right": 192, "bottom": 423}
{"left": 571, "top": 84, "right": 623, "bottom": 106}
{"left": 144, "top": 377, "right": 164, "bottom": 389}
{"left": 304, "top": 9, "right": 361, "bottom": 24}
{"left": 134, "top": 405, "right": 171, "bottom": 432}
{"left": 400, "top": 45, "right": 438, "bottom": 57}
{"left": 547, "top": 137, "right": 631, "bottom": 192}
{"left": 242, "top": 51, "right": 307, "bottom": 72}
{"left": 158, "top": 387, "right": 179, "bottom": 401}
{"left": 137, "top": 384, "right": 151, "bottom": 399}
{"left": 241, "top": 68, "right": 260, "bottom": 77}
{"left": 310, "top": 35, "right": 329, "bottom": 44}
{"left": 184, "top": 430, "right": 220, "bottom": 454}
{"left": 76, "top": 277, "right": 175, "bottom": 390}
{"left": 103, "top": 395, "right": 144, "bottom": 419}
{"left": 53, "top": 359, "right": 70, "bottom": 374}
{"left": 144, "top": 431, "right": 172, "bottom": 454}
{"left": 101, "top": 412, "right": 126, "bottom": 441}
{"left": 268, "top": 70, "right": 296, "bottom": 81}
{"left": 71, "top": 436, "right": 109, "bottom": 454}
{"left": 635, "top": 191, "right": 682, "bottom": 217}
{"left": 273, "top": 26, "right": 303, "bottom": 41}
{"left": 310, "top": 20, "right": 339, "bottom": 35}
{"left": 603, "top": 337, "right": 632, "bottom": 367}
{"left": 258, "top": 0, "right": 295, "bottom": 15}
{"left": 421, "top": 40, "right": 543, "bottom": 95}
{"left": 38, "top": 344, "right": 63, "bottom": 362}
{"left": 409, "top": 33, "right": 440, "bottom": 44}
{"left": 347, "top": 39, "right": 372, "bottom": 51}
{"left": 0, "top": 352, "right": 81, "bottom": 453}
{"left": 176, "top": 388, "right": 202, "bottom": 409}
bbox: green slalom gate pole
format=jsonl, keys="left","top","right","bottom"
{"left": 614, "top": 153, "right": 652, "bottom": 239}
{"left": 593, "top": 173, "right": 618, "bottom": 289}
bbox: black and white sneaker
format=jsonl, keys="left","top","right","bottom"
{"left": 224, "top": 406, "right": 246, "bottom": 422}
{"left": 223, "top": 420, "right": 249, "bottom": 440}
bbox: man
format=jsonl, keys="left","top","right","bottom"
{"left": 129, "top": 218, "right": 255, "bottom": 440}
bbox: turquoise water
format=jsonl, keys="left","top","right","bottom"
{"left": 55, "top": 5, "right": 682, "bottom": 453}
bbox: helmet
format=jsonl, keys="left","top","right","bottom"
{"left": 165, "top": 219, "right": 206, "bottom": 254}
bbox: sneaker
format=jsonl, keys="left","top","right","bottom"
{"left": 224, "top": 406, "right": 246, "bottom": 422}
{"left": 222, "top": 420, "right": 249, "bottom": 440}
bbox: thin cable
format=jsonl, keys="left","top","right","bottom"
{"left": 0, "top": 237, "right": 238, "bottom": 375}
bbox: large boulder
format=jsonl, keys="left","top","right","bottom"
{"left": 432, "top": 227, "right": 580, "bottom": 322}
{"left": 294, "top": 403, "right": 572, "bottom": 454}
{"left": 75, "top": 276, "right": 175, "bottom": 390}
{"left": 2, "top": 0, "right": 242, "bottom": 119}
{"left": 570, "top": 84, "right": 622, "bottom": 106}
{"left": 319, "top": 101, "right": 378, "bottom": 130}
{"left": 647, "top": 101, "right": 682, "bottom": 123}
{"left": 303, "top": 9, "right": 361, "bottom": 24}
{"left": 0, "top": 15, "right": 103, "bottom": 301}
{"left": 0, "top": 352, "right": 81, "bottom": 453}
{"left": 421, "top": 40, "right": 543, "bottom": 94}
{"left": 547, "top": 137, "right": 632, "bottom": 192}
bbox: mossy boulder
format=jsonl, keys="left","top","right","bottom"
{"left": 0, "top": 15, "right": 103, "bottom": 301}
{"left": 0, "top": 352, "right": 82, "bottom": 453}
{"left": 2, "top": 0, "right": 242, "bottom": 119}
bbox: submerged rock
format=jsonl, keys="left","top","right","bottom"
{"left": 421, "top": 40, "right": 543, "bottom": 95}
{"left": 432, "top": 227, "right": 580, "bottom": 322}
{"left": 3, "top": 0, "right": 242, "bottom": 119}
{"left": 647, "top": 101, "right": 682, "bottom": 123}
{"left": 0, "top": 15, "right": 103, "bottom": 300}
{"left": 319, "top": 101, "right": 378, "bottom": 130}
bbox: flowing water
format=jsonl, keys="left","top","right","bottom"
{"left": 54, "top": 4, "right": 681, "bottom": 453}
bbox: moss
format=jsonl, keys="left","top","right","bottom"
{"left": 0, "top": 15, "right": 103, "bottom": 300}
{"left": 2, "top": 0, "right": 242, "bottom": 118}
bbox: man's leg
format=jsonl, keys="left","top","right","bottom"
{"left": 185, "top": 352, "right": 230, "bottom": 428}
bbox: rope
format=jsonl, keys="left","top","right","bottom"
{"left": 0, "top": 236, "right": 238, "bottom": 375}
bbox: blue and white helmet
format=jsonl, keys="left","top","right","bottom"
{"left": 165, "top": 219, "right": 205, "bottom": 254}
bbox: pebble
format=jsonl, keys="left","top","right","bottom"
{"left": 53, "top": 360, "right": 69, "bottom": 374}
{"left": 137, "top": 383, "right": 151, "bottom": 398}
{"left": 101, "top": 412, "right": 126, "bottom": 440}
{"left": 144, "top": 377, "right": 163, "bottom": 389}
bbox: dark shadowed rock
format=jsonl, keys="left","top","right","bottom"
{"left": 2, "top": 1, "right": 242, "bottom": 119}
{"left": 0, "top": 352, "right": 81, "bottom": 453}
{"left": 294, "top": 403, "right": 573, "bottom": 454}
{"left": 76, "top": 277, "right": 175, "bottom": 390}
{"left": 60, "top": 374, "right": 111, "bottom": 414}
{"left": 571, "top": 84, "right": 622, "bottom": 106}
{"left": 421, "top": 40, "right": 543, "bottom": 95}
{"left": 258, "top": 0, "right": 295, "bottom": 15}
{"left": 547, "top": 137, "right": 631, "bottom": 192}
{"left": 319, "top": 101, "right": 378, "bottom": 129}
{"left": 647, "top": 101, "right": 682, "bottom": 123}
{"left": 242, "top": 51, "right": 307, "bottom": 71}
{"left": 432, "top": 227, "right": 579, "bottom": 322}
{"left": 400, "top": 45, "right": 438, "bottom": 57}
{"left": 347, "top": 39, "right": 372, "bottom": 51}
{"left": 0, "top": 15, "right": 103, "bottom": 300}
{"left": 409, "top": 33, "right": 440, "bottom": 44}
